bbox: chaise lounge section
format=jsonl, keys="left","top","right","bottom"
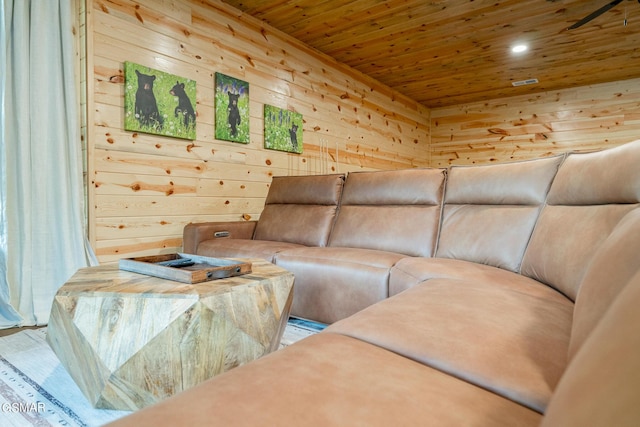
{"left": 108, "top": 139, "right": 640, "bottom": 426}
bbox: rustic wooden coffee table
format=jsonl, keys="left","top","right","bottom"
{"left": 46, "top": 259, "right": 294, "bottom": 411}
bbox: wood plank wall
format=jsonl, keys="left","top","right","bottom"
{"left": 85, "top": 0, "right": 431, "bottom": 263}
{"left": 430, "top": 78, "right": 640, "bottom": 166}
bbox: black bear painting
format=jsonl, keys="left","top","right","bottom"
{"left": 125, "top": 62, "right": 196, "bottom": 140}
{"left": 134, "top": 70, "right": 163, "bottom": 130}
{"left": 289, "top": 124, "right": 299, "bottom": 151}
{"left": 215, "top": 72, "right": 250, "bottom": 143}
{"left": 264, "top": 104, "right": 303, "bottom": 154}
{"left": 227, "top": 92, "right": 241, "bottom": 137}
{"left": 170, "top": 81, "right": 196, "bottom": 127}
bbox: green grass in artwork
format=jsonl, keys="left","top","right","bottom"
{"left": 124, "top": 62, "right": 197, "bottom": 140}
{"left": 214, "top": 73, "right": 250, "bottom": 144}
{"left": 264, "top": 105, "right": 303, "bottom": 154}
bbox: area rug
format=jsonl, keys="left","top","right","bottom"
{"left": 0, "top": 317, "right": 325, "bottom": 427}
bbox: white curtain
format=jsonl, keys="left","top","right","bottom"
{"left": 0, "top": 0, "right": 96, "bottom": 328}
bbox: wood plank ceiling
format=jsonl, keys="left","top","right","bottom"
{"left": 220, "top": 0, "right": 640, "bottom": 108}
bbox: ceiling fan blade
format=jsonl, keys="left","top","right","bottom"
{"left": 567, "top": 0, "right": 624, "bottom": 30}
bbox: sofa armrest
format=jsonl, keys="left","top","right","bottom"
{"left": 183, "top": 221, "right": 257, "bottom": 254}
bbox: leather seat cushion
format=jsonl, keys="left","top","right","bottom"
{"left": 275, "top": 247, "right": 408, "bottom": 324}
{"left": 106, "top": 333, "right": 541, "bottom": 427}
{"left": 198, "top": 238, "right": 305, "bottom": 263}
{"left": 390, "top": 257, "right": 548, "bottom": 296}
{"left": 327, "top": 278, "right": 573, "bottom": 413}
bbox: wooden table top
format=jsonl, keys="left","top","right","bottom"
{"left": 56, "top": 259, "right": 293, "bottom": 297}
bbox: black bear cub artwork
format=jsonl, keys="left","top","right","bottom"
{"left": 289, "top": 124, "right": 299, "bottom": 151}
{"left": 170, "top": 81, "right": 195, "bottom": 127}
{"left": 134, "top": 70, "right": 163, "bottom": 129}
{"left": 227, "top": 92, "right": 241, "bottom": 137}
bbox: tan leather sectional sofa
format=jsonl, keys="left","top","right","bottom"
{"left": 108, "top": 140, "right": 640, "bottom": 426}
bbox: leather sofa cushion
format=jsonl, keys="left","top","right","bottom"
{"left": 437, "top": 205, "right": 541, "bottom": 272}
{"left": 444, "top": 155, "right": 563, "bottom": 205}
{"left": 522, "top": 204, "right": 636, "bottom": 300}
{"left": 327, "top": 277, "right": 573, "bottom": 413}
{"left": 389, "top": 257, "right": 547, "bottom": 296}
{"left": 339, "top": 168, "right": 445, "bottom": 206}
{"left": 253, "top": 174, "right": 345, "bottom": 246}
{"left": 262, "top": 173, "right": 345, "bottom": 205}
{"left": 436, "top": 155, "right": 563, "bottom": 272}
{"left": 275, "top": 247, "right": 407, "bottom": 324}
{"left": 522, "top": 141, "right": 640, "bottom": 300}
{"left": 328, "top": 168, "right": 446, "bottom": 257}
{"left": 541, "top": 270, "right": 640, "bottom": 427}
{"left": 568, "top": 208, "right": 640, "bottom": 359}
{"left": 105, "top": 333, "right": 541, "bottom": 427}
{"left": 329, "top": 204, "right": 442, "bottom": 256}
{"left": 197, "top": 238, "right": 305, "bottom": 263}
{"left": 546, "top": 140, "right": 640, "bottom": 205}
{"left": 254, "top": 204, "right": 341, "bottom": 247}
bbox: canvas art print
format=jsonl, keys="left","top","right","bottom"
{"left": 124, "top": 62, "right": 197, "bottom": 140}
{"left": 215, "top": 73, "right": 250, "bottom": 144}
{"left": 264, "top": 105, "right": 303, "bottom": 154}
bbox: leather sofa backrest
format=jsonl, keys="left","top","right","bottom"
{"left": 328, "top": 168, "right": 446, "bottom": 257}
{"left": 436, "top": 155, "right": 564, "bottom": 272}
{"left": 568, "top": 207, "right": 640, "bottom": 359}
{"left": 521, "top": 140, "right": 640, "bottom": 301}
{"left": 253, "top": 174, "right": 345, "bottom": 246}
{"left": 540, "top": 269, "right": 640, "bottom": 427}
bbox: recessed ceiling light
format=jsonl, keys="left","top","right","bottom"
{"left": 511, "top": 44, "right": 528, "bottom": 53}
